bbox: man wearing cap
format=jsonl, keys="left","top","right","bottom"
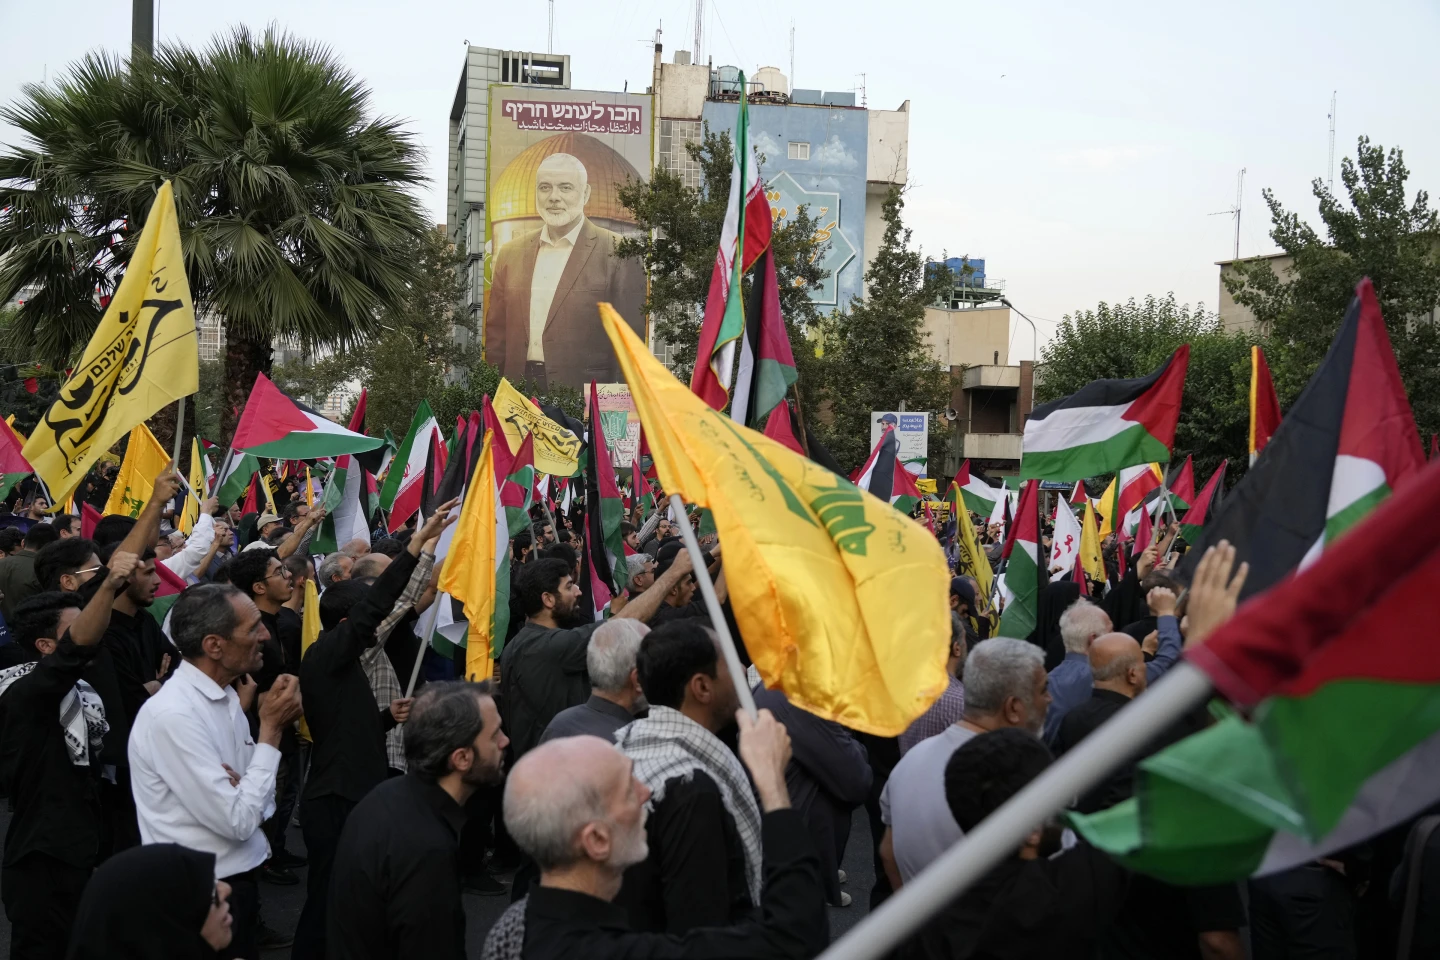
{"left": 256, "top": 514, "right": 283, "bottom": 540}
{"left": 646, "top": 541, "right": 727, "bottom": 628}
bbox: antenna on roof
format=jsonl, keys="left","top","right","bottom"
{"left": 1327, "top": 91, "right": 1337, "bottom": 194}
{"left": 1209, "top": 168, "right": 1246, "bottom": 261}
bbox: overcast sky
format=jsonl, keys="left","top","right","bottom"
{"left": 4, "top": 0, "right": 1438, "bottom": 358}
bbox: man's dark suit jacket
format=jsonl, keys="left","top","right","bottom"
{"left": 485, "top": 218, "right": 646, "bottom": 387}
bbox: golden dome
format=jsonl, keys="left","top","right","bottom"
{"left": 490, "top": 133, "right": 643, "bottom": 225}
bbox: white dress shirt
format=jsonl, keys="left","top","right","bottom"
{"left": 160, "top": 512, "right": 216, "bottom": 582}
{"left": 527, "top": 217, "right": 585, "bottom": 362}
{"left": 128, "top": 659, "right": 279, "bottom": 878}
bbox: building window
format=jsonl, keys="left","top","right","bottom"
{"left": 659, "top": 119, "right": 703, "bottom": 191}
{"left": 788, "top": 141, "right": 810, "bottom": 161}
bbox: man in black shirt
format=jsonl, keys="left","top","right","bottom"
{"left": 645, "top": 542, "right": 727, "bottom": 628}
{"left": 1052, "top": 632, "right": 1149, "bottom": 814}
{"left": 0, "top": 552, "right": 137, "bottom": 960}
{"left": 486, "top": 708, "right": 827, "bottom": 960}
{"left": 292, "top": 504, "right": 453, "bottom": 960}
{"left": 502, "top": 554, "right": 688, "bottom": 762}
{"left": 328, "top": 681, "right": 509, "bottom": 959}
{"left": 227, "top": 547, "right": 306, "bottom": 884}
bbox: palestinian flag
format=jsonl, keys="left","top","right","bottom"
{"left": 214, "top": 447, "right": 261, "bottom": 508}
{"left": 1179, "top": 279, "right": 1424, "bottom": 600}
{"left": 1179, "top": 459, "right": 1227, "bottom": 542}
{"left": 631, "top": 455, "right": 656, "bottom": 515}
{"left": 1110, "top": 463, "right": 1163, "bottom": 537}
{"left": 346, "top": 389, "right": 388, "bottom": 477}
{"left": 955, "top": 459, "right": 1002, "bottom": 517}
{"left": 853, "top": 427, "right": 923, "bottom": 514}
{"left": 997, "top": 479, "right": 1040, "bottom": 637}
{"left": 578, "top": 381, "right": 629, "bottom": 620}
{"left": 230, "top": 373, "right": 382, "bottom": 460}
{"left": 1021, "top": 346, "right": 1189, "bottom": 481}
{"left": 437, "top": 429, "right": 510, "bottom": 677}
{"left": 501, "top": 432, "right": 537, "bottom": 537}
{"left": 0, "top": 418, "right": 34, "bottom": 501}
{"left": 312, "top": 451, "right": 371, "bottom": 554}
{"left": 420, "top": 411, "right": 485, "bottom": 659}
{"left": 691, "top": 71, "right": 773, "bottom": 411}
{"left": 379, "top": 401, "right": 441, "bottom": 528}
{"left": 1073, "top": 454, "right": 1440, "bottom": 885}
{"left": 145, "top": 561, "right": 190, "bottom": 626}
{"left": 730, "top": 248, "right": 796, "bottom": 427}
{"left": 1167, "top": 454, "right": 1196, "bottom": 511}
{"left": 1249, "top": 344, "right": 1283, "bottom": 465}
{"left": 762, "top": 402, "right": 804, "bottom": 456}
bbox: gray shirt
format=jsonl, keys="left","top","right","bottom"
{"left": 879, "top": 724, "right": 978, "bottom": 882}
{"left": 539, "top": 694, "right": 635, "bottom": 745}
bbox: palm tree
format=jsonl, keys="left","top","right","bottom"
{"left": 0, "top": 26, "right": 428, "bottom": 444}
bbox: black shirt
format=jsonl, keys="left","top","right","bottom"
{"left": 519, "top": 809, "right": 826, "bottom": 960}
{"left": 327, "top": 774, "right": 468, "bottom": 960}
{"left": 617, "top": 770, "right": 752, "bottom": 935}
{"left": 96, "top": 608, "right": 176, "bottom": 767}
{"left": 647, "top": 600, "right": 707, "bottom": 628}
{"left": 255, "top": 606, "right": 303, "bottom": 693}
{"left": 1053, "top": 689, "right": 1133, "bottom": 814}
{"left": 540, "top": 694, "right": 636, "bottom": 744}
{"left": 499, "top": 620, "right": 600, "bottom": 759}
{"left": 300, "top": 551, "right": 417, "bottom": 804}
{"left": 0, "top": 637, "right": 104, "bottom": 868}
{"left": 898, "top": 842, "right": 1128, "bottom": 960}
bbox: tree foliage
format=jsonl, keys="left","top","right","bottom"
{"left": 1037, "top": 294, "right": 1252, "bottom": 483}
{"left": 805, "top": 187, "right": 954, "bottom": 473}
{"left": 1225, "top": 137, "right": 1440, "bottom": 436}
{"left": 0, "top": 26, "right": 429, "bottom": 444}
{"left": 616, "top": 125, "right": 829, "bottom": 382}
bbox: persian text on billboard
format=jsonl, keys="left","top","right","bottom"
{"left": 501, "top": 99, "right": 644, "bottom": 135}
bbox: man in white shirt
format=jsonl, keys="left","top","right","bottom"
{"left": 878, "top": 638, "right": 1050, "bottom": 887}
{"left": 129, "top": 581, "right": 303, "bottom": 959}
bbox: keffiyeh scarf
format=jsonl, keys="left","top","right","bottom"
{"left": 614, "top": 705, "right": 763, "bottom": 903}
{"left": 0, "top": 661, "right": 108, "bottom": 766}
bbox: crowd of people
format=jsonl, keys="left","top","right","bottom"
{"left": 0, "top": 457, "right": 1431, "bottom": 960}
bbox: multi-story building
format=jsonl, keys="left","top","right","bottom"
{"left": 447, "top": 47, "right": 572, "bottom": 347}
{"left": 1216, "top": 252, "right": 1293, "bottom": 333}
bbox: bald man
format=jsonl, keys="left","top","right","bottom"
{"left": 487, "top": 713, "right": 829, "bottom": 960}
{"left": 485, "top": 151, "right": 646, "bottom": 388}
{"left": 1051, "top": 632, "right": 1151, "bottom": 813}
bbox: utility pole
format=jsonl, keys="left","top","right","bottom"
{"left": 548, "top": 0, "right": 554, "bottom": 54}
{"left": 132, "top": 0, "right": 154, "bottom": 57}
{"left": 1327, "top": 91, "right": 1337, "bottom": 193}
{"left": 789, "top": 21, "right": 795, "bottom": 91}
{"left": 693, "top": 0, "right": 703, "bottom": 66}
{"left": 1209, "top": 167, "right": 1245, "bottom": 261}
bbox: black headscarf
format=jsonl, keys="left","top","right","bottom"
{"left": 1030, "top": 581, "right": 1080, "bottom": 671}
{"left": 67, "top": 844, "right": 217, "bottom": 960}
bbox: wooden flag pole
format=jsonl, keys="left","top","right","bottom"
{"left": 668, "top": 493, "right": 757, "bottom": 719}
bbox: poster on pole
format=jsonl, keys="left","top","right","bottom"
{"left": 584, "top": 383, "right": 641, "bottom": 468}
{"left": 870, "top": 412, "right": 930, "bottom": 477}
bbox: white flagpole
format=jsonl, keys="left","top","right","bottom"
{"left": 817, "top": 662, "right": 1215, "bottom": 960}
{"left": 405, "top": 600, "right": 441, "bottom": 698}
{"left": 668, "top": 493, "right": 756, "bottom": 719}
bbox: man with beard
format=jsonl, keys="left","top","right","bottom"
{"left": 327, "top": 682, "right": 509, "bottom": 960}
{"left": 501, "top": 554, "right": 695, "bottom": 761}
{"left": 484, "top": 710, "right": 828, "bottom": 960}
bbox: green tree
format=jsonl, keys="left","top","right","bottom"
{"left": 271, "top": 228, "right": 481, "bottom": 438}
{"left": 0, "top": 27, "right": 428, "bottom": 446}
{"left": 1036, "top": 294, "right": 1252, "bottom": 481}
{"left": 1225, "top": 137, "right": 1440, "bottom": 436}
{"left": 806, "top": 186, "right": 953, "bottom": 473}
{"left": 616, "top": 125, "right": 830, "bottom": 384}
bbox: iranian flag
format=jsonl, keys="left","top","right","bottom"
{"left": 853, "top": 427, "right": 923, "bottom": 514}
{"left": 0, "top": 418, "right": 34, "bottom": 501}
{"left": 1178, "top": 279, "right": 1424, "bottom": 599}
{"left": 997, "top": 478, "right": 1040, "bottom": 637}
{"left": 954, "top": 459, "right": 1002, "bottom": 517}
{"left": 380, "top": 400, "right": 441, "bottom": 532}
{"left": 1021, "top": 346, "right": 1188, "bottom": 481}
{"left": 312, "top": 454, "right": 370, "bottom": 554}
{"left": 1072, "top": 453, "right": 1440, "bottom": 885}
{"left": 230, "top": 373, "right": 382, "bottom": 460}
{"left": 578, "top": 382, "right": 629, "bottom": 620}
{"left": 1179, "top": 459, "right": 1227, "bottom": 542}
{"left": 690, "top": 71, "right": 773, "bottom": 411}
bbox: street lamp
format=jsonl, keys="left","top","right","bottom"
{"left": 999, "top": 298, "right": 1038, "bottom": 366}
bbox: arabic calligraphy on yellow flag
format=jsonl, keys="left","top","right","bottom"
{"left": 297, "top": 577, "right": 323, "bottom": 742}
{"left": 103, "top": 425, "right": 170, "bottom": 518}
{"left": 491, "top": 377, "right": 581, "bottom": 477}
{"left": 23, "top": 180, "right": 199, "bottom": 505}
{"left": 599, "top": 303, "right": 950, "bottom": 736}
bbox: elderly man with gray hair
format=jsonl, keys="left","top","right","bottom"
{"left": 877, "top": 637, "right": 1050, "bottom": 888}
{"left": 1043, "top": 597, "right": 1112, "bottom": 745}
{"left": 539, "top": 620, "right": 650, "bottom": 744}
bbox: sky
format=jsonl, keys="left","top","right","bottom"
{"left": 3, "top": 0, "right": 1439, "bottom": 359}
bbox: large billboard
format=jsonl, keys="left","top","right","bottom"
{"left": 701, "top": 100, "right": 867, "bottom": 307}
{"left": 484, "top": 88, "right": 653, "bottom": 388}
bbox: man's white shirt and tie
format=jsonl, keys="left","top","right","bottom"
{"left": 527, "top": 215, "right": 584, "bottom": 363}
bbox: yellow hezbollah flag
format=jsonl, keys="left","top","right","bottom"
{"left": 599, "top": 303, "right": 949, "bottom": 736}
{"left": 104, "top": 424, "right": 171, "bottom": 517}
{"left": 178, "top": 437, "right": 205, "bottom": 535}
{"left": 3, "top": 416, "right": 23, "bottom": 443}
{"left": 1095, "top": 475, "right": 1117, "bottom": 538}
{"left": 1080, "top": 501, "right": 1106, "bottom": 585}
{"left": 953, "top": 493, "right": 993, "bottom": 604}
{"left": 437, "top": 430, "right": 505, "bottom": 681}
{"left": 23, "top": 181, "right": 198, "bottom": 505}
{"left": 297, "top": 577, "right": 322, "bottom": 742}
{"left": 492, "top": 377, "right": 581, "bottom": 477}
